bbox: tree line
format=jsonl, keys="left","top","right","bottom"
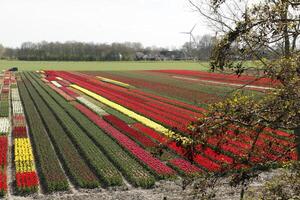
{"left": 0, "top": 34, "right": 279, "bottom": 61}
{"left": 0, "top": 35, "right": 216, "bottom": 61}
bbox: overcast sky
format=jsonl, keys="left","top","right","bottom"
{"left": 0, "top": 0, "right": 212, "bottom": 48}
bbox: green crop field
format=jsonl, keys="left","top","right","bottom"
{"left": 0, "top": 60, "right": 209, "bottom": 71}
{"left": 0, "top": 60, "right": 261, "bottom": 71}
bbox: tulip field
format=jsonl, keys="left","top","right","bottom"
{"left": 0, "top": 69, "right": 297, "bottom": 197}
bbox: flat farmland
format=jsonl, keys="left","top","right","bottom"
{"left": 0, "top": 69, "right": 296, "bottom": 200}
{"left": 0, "top": 60, "right": 262, "bottom": 71}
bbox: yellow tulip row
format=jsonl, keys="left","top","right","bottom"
{"left": 14, "top": 138, "right": 35, "bottom": 173}
{"left": 96, "top": 76, "right": 132, "bottom": 88}
{"left": 71, "top": 84, "right": 191, "bottom": 145}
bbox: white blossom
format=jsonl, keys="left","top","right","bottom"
{"left": 51, "top": 81, "right": 62, "bottom": 88}
{"left": 76, "top": 96, "right": 107, "bottom": 116}
{"left": 0, "top": 117, "right": 10, "bottom": 134}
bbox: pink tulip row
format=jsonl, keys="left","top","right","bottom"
{"left": 47, "top": 84, "right": 75, "bottom": 101}
{"left": 103, "top": 115, "right": 157, "bottom": 148}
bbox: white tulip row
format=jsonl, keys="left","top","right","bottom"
{"left": 12, "top": 101, "right": 24, "bottom": 114}
{"left": 76, "top": 96, "right": 107, "bottom": 116}
{"left": 51, "top": 81, "right": 62, "bottom": 88}
{"left": 11, "top": 88, "right": 21, "bottom": 101}
{"left": 0, "top": 117, "right": 10, "bottom": 134}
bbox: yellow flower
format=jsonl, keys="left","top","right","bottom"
{"left": 14, "top": 138, "right": 36, "bottom": 173}
{"left": 96, "top": 76, "right": 132, "bottom": 88}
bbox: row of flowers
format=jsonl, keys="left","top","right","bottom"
{"left": 168, "top": 158, "right": 202, "bottom": 176}
{"left": 0, "top": 137, "right": 8, "bottom": 167}
{"left": 11, "top": 75, "right": 39, "bottom": 194}
{"left": 151, "top": 70, "right": 279, "bottom": 87}
{"left": 96, "top": 76, "right": 132, "bottom": 88}
{"left": 76, "top": 96, "right": 107, "bottom": 116}
{"left": 74, "top": 103, "right": 176, "bottom": 177}
{"left": 12, "top": 101, "right": 24, "bottom": 115}
{"left": 0, "top": 72, "right": 11, "bottom": 197}
{"left": 0, "top": 172, "right": 7, "bottom": 196}
{"left": 104, "top": 115, "right": 206, "bottom": 176}
{"left": 11, "top": 88, "right": 20, "bottom": 101}
{"left": 0, "top": 81, "right": 9, "bottom": 117}
{"left": 47, "top": 84, "right": 75, "bottom": 101}
{"left": 14, "top": 138, "right": 35, "bottom": 172}
{"left": 0, "top": 118, "right": 10, "bottom": 135}
{"left": 12, "top": 91, "right": 27, "bottom": 138}
{"left": 103, "top": 115, "right": 157, "bottom": 148}
{"left": 60, "top": 86, "right": 80, "bottom": 98}
{"left": 16, "top": 172, "right": 38, "bottom": 193}
{"left": 132, "top": 123, "right": 222, "bottom": 172}
{"left": 50, "top": 81, "right": 62, "bottom": 88}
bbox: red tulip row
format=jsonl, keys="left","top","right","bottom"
{"left": 151, "top": 70, "right": 279, "bottom": 87}
{"left": 103, "top": 115, "right": 157, "bottom": 148}
{"left": 13, "top": 127, "right": 27, "bottom": 138}
{"left": 0, "top": 137, "right": 7, "bottom": 167}
{"left": 133, "top": 122, "right": 283, "bottom": 170}
{"left": 12, "top": 114, "right": 27, "bottom": 138}
{"left": 0, "top": 172, "right": 7, "bottom": 196}
{"left": 132, "top": 123, "right": 223, "bottom": 171}
{"left": 133, "top": 89, "right": 206, "bottom": 113}
{"left": 16, "top": 172, "right": 38, "bottom": 193}
{"left": 74, "top": 103, "right": 176, "bottom": 177}
{"left": 168, "top": 158, "right": 202, "bottom": 175}
{"left": 226, "top": 130, "right": 297, "bottom": 161}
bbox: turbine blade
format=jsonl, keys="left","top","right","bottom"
{"left": 190, "top": 24, "right": 197, "bottom": 33}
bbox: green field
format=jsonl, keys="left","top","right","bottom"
{"left": 0, "top": 60, "right": 260, "bottom": 71}
{"left": 0, "top": 60, "right": 209, "bottom": 71}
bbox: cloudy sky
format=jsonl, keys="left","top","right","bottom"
{"left": 0, "top": 0, "right": 212, "bottom": 48}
